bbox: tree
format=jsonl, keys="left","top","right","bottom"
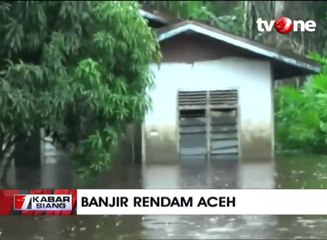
{"left": 0, "top": 1, "right": 160, "bottom": 181}
{"left": 141, "top": 1, "right": 244, "bottom": 35}
{"left": 143, "top": 1, "right": 327, "bottom": 54}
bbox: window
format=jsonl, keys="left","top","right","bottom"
{"left": 178, "top": 90, "right": 239, "bottom": 161}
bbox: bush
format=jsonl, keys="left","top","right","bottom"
{"left": 275, "top": 53, "right": 327, "bottom": 153}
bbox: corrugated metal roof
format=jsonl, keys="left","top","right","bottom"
{"left": 156, "top": 20, "right": 321, "bottom": 79}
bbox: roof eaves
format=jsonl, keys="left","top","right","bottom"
{"left": 139, "top": 9, "right": 168, "bottom": 24}
{"left": 157, "top": 21, "right": 321, "bottom": 74}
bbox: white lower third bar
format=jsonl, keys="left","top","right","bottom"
{"left": 76, "top": 189, "right": 327, "bottom": 215}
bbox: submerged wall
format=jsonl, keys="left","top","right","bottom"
{"left": 143, "top": 57, "right": 274, "bottom": 163}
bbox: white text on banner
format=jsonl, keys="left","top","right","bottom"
{"left": 76, "top": 189, "right": 327, "bottom": 215}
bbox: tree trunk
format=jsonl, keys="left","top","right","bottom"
{"left": 1, "top": 157, "right": 13, "bottom": 187}
{"left": 14, "top": 132, "right": 41, "bottom": 168}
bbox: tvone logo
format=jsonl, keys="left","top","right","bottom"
{"left": 257, "top": 17, "right": 316, "bottom": 34}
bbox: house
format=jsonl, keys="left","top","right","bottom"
{"left": 139, "top": 11, "right": 320, "bottom": 164}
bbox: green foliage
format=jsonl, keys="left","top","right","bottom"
{"left": 275, "top": 54, "right": 327, "bottom": 152}
{"left": 0, "top": 1, "right": 160, "bottom": 178}
{"left": 142, "top": 1, "right": 244, "bottom": 35}
{"left": 203, "top": 3, "right": 245, "bottom": 36}
{"left": 303, "top": 2, "right": 327, "bottom": 53}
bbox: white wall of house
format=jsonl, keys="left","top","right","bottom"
{"left": 143, "top": 57, "right": 274, "bottom": 163}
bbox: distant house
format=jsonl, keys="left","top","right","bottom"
{"left": 138, "top": 10, "right": 320, "bottom": 164}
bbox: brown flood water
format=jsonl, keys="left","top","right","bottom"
{"left": 1, "top": 155, "right": 327, "bottom": 240}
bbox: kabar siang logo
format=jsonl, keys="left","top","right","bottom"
{"left": 257, "top": 17, "right": 316, "bottom": 34}
{"left": 14, "top": 194, "right": 72, "bottom": 211}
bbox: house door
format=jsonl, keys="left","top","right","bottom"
{"left": 178, "top": 90, "right": 239, "bottom": 161}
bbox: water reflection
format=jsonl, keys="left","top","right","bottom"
{"left": 1, "top": 155, "right": 327, "bottom": 239}
{"left": 141, "top": 159, "right": 277, "bottom": 239}
{"left": 238, "top": 161, "right": 275, "bottom": 188}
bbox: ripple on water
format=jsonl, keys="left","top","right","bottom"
{"left": 208, "top": 217, "right": 218, "bottom": 224}
{"left": 3, "top": 157, "right": 327, "bottom": 240}
{"left": 246, "top": 221, "right": 264, "bottom": 227}
{"left": 277, "top": 227, "right": 289, "bottom": 232}
{"left": 205, "top": 225, "right": 239, "bottom": 233}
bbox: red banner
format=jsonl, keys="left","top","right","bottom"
{"left": 0, "top": 189, "right": 77, "bottom": 215}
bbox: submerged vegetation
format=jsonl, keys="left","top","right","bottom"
{"left": 275, "top": 54, "right": 327, "bottom": 153}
